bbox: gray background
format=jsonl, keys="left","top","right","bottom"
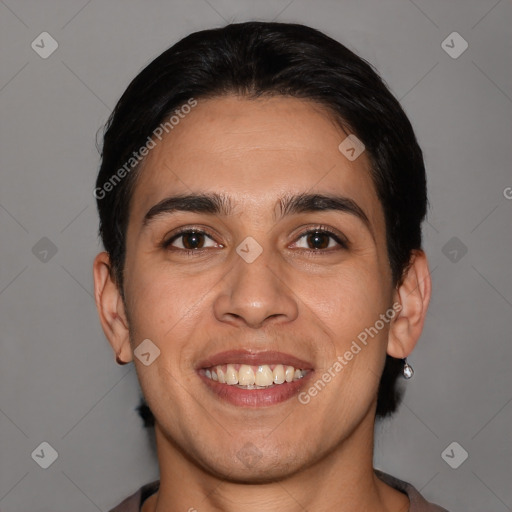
{"left": 0, "top": 0, "right": 511, "bottom": 510}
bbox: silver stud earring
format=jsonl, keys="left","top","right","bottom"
{"left": 403, "top": 358, "right": 414, "bottom": 379}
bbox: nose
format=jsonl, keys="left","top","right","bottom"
{"left": 213, "top": 250, "right": 299, "bottom": 329}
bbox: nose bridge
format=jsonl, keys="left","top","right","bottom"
{"left": 213, "top": 245, "right": 299, "bottom": 328}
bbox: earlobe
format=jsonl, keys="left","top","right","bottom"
{"left": 387, "top": 250, "right": 432, "bottom": 359}
{"left": 93, "top": 252, "right": 133, "bottom": 364}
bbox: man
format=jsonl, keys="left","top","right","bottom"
{"left": 93, "top": 21, "right": 448, "bottom": 511}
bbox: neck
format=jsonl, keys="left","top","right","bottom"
{"left": 144, "top": 407, "right": 409, "bottom": 512}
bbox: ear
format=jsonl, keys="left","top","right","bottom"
{"left": 387, "top": 250, "right": 432, "bottom": 359}
{"left": 93, "top": 252, "right": 133, "bottom": 364}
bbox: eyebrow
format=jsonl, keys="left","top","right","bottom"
{"left": 143, "top": 191, "right": 372, "bottom": 234}
{"left": 143, "top": 193, "right": 234, "bottom": 225}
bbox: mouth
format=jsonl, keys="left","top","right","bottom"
{"left": 196, "top": 350, "right": 314, "bottom": 407}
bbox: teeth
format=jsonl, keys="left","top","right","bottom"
{"left": 273, "top": 364, "right": 285, "bottom": 384}
{"left": 204, "top": 363, "right": 307, "bottom": 387}
{"left": 225, "top": 364, "right": 238, "bottom": 385}
{"left": 238, "top": 365, "right": 255, "bottom": 386}
{"left": 255, "top": 365, "right": 274, "bottom": 386}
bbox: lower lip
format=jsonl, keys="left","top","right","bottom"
{"left": 198, "top": 371, "right": 314, "bottom": 407}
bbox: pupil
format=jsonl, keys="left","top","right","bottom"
{"left": 183, "top": 232, "right": 203, "bottom": 249}
{"left": 308, "top": 232, "right": 328, "bottom": 249}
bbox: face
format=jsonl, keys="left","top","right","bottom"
{"left": 121, "top": 96, "right": 396, "bottom": 481}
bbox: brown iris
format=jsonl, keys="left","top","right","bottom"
{"left": 181, "top": 231, "right": 205, "bottom": 249}
{"left": 306, "top": 231, "right": 330, "bottom": 249}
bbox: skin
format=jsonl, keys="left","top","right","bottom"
{"left": 94, "top": 95, "right": 431, "bottom": 512}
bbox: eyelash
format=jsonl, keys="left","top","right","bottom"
{"left": 161, "top": 225, "right": 349, "bottom": 256}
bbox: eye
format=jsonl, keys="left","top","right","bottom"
{"left": 292, "top": 227, "right": 348, "bottom": 251}
{"left": 163, "top": 229, "right": 220, "bottom": 252}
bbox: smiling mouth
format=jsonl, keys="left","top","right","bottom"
{"left": 201, "top": 363, "right": 309, "bottom": 388}
{"left": 196, "top": 350, "right": 314, "bottom": 407}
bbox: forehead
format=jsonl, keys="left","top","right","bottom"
{"left": 128, "top": 95, "right": 384, "bottom": 232}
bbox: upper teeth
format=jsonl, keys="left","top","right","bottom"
{"left": 204, "top": 364, "right": 306, "bottom": 387}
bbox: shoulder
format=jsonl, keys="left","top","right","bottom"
{"left": 108, "top": 481, "right": 160, "bottom": 512}
{"left": 375, "top": 470, "right": 450, "bottom": 512}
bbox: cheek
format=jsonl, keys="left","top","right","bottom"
{"left": 299, "top": 263, "right": 390, "bottom": 340}
{"left": 124, "top": 258, "right": 235, "bottom": 384}
{"left": 299, "top": 269, "right": 390, "bottom": 417}
{"left": 126, "top": 258, "right": 209, "bottom": 323}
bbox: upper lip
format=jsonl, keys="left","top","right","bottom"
{"left": 196, "top": 350, "right": 314, "bottom": 370}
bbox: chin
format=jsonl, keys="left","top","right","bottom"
{"left": 205, "top": 458, "right": 305, "bottom": 484}
{"left": 192, "top": 440, "right": 322, "bottom": 484}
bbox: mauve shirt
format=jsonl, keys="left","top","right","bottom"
{"left": 108, "top": 470, "right": 450, "bottom": 511}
